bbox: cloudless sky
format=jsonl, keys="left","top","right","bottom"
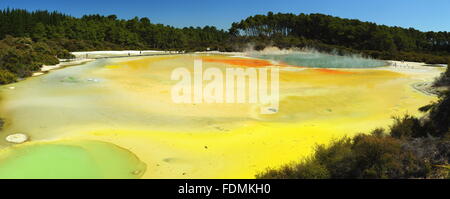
{"left": 0, "top": 0, "right": 449, "bottom": 31}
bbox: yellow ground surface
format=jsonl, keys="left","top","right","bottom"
{"left": 0, "top": 54, "right": 442, "bottom": 178}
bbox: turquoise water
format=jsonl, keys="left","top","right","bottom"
{"left": 255, "top": 53, "right": 386, "bottom": 68}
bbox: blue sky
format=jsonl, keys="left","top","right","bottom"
{"left": 0, "top": 0, "right": 449, "bottom": 31}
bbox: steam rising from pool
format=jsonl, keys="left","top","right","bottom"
{"left": 250, "top": 48, "right": 386, "bottom": 68}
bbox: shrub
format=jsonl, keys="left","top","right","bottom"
{"left": 390, "top": 115, "right": 425, "bottom": 138}
{"left": 427, "top": 92, "right": 450, "bottom": 137}
{"left": 256, "top": 160, "right": 330, "bottom": 179}
{"left": 0, "top": 69, "right": 17, "bottom": 84}
{"left": 0, "top": 36, "right": 62, "bottom": 84}
{"left": 350, "top": 134, "right": 430, "bottom": 178}
{"left": 56, "top": 49, "right": 75, "bottom": 59}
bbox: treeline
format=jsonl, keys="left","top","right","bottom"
{"left": 257, "top": 65, "right": 450, "bottom": 179}
{"left": 230, "top": 12, "right": 450, "bottom": 64}
{"left": 0, "top": 9, "right": 230, "bottom": 52}
{"left": 4, "top": 9, "right": 448, "bottom": 60}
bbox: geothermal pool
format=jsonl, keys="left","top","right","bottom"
{"left": 0, "top": 54, "right": 442, "bottom": 178}
{"left": 254, "top": 52, "right": 386, "bottom": 68}
{"left": 0, "top": 140, "right": 145, "bottom": 179}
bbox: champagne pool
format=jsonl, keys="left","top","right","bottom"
{"left": 0, "top": 140, "right": 146, "bottom": 179}
{"left": 253, "top": 52, "right": 386, "bottom": 68}
{"left": 0, "top": 54, "right": 443, "bottom": 178}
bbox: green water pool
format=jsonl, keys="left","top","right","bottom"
{"left": 0, "top": 140, "right": 146, "bottom": 179}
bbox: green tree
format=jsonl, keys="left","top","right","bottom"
{"left": 31, "top": 23, "right": 47, "bottom": 41}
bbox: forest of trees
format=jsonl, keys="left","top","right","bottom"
{"left": 230, "top": 12, "right": 450, "bottom": 63}
{"left": 0, "top": 9, "right": 449, "bottom": 84}
{"left": 1, "top": 9, "right": 449, "bottom": 58}
{"left": 0, "top": 9, "right": 230, "bottom": 52}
